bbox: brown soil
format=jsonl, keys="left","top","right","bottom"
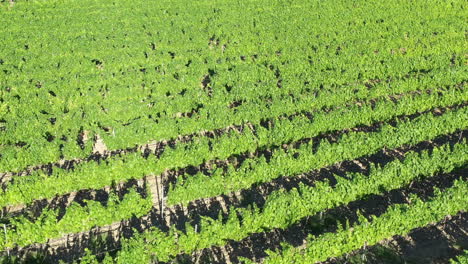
{"left": 92, "top": 134, "right": 108, "bottom": 155}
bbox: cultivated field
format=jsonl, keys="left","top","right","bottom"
{"left": 0, "top": 0, "right": 467, "bottom": 263}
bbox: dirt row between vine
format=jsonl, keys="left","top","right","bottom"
{"left": 3, "top": 130, "right": 465, "bottom": 263}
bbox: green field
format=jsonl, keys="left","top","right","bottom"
{"left": 0, "top": 0, "right": 467, "bottom": 263}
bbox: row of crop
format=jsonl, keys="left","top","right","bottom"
{"left": 2, "top": 87, "right": 465, "bottom": 208}
{"left": 260, "top": 179, "right": 468, "bottom": 263}
{"left": 2, "top": 109, "right": 466, "bottom": 254}
{"left": 0, "top": 187, "right": 152, "bottom": 250}
{"left": 0, "top": 64, "right": 463, "bottom": 167}
{"left": 3, "top": 0, "right": 463, "bottom": 91}
{"left": 1, "top": 56, "right": 465, "bottom": 172}
{"left": 1, "top": 42, "right": 460, "bottom": 132}
{"left": 1, "top": 64, "right": 464, "bottom": 174}
{"left": 107, "top": 140, "right": 467, "bottom": 263}
{"left": 1, "top": 74, "right": 461, "bottom": 184}
{"left": 94, "top": 67, "right": 466, "bottom": 152}
{"left": 1, "top": 0, "right": 466, "bottom": 171}
{"left": 167, "top": 105, "right": 468, "bottom": 205}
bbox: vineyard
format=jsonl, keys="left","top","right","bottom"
{"left": 0, "top": 0, "right": 467, "bottom": 263}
